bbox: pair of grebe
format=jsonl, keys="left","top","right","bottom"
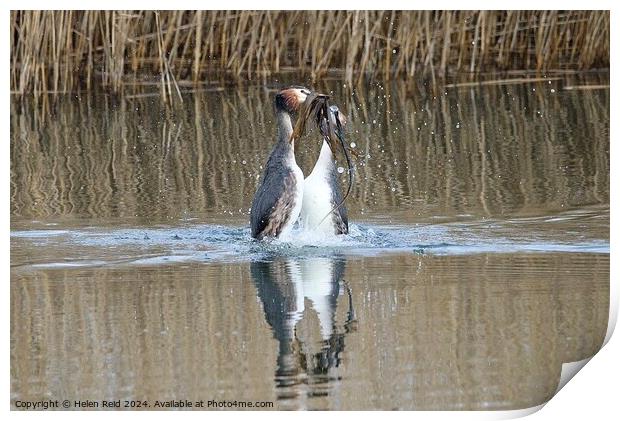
{"left": 250, "top": 86, "right": 348, "bottom": 240}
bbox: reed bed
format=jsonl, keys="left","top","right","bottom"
{"left": 10, "top": 10, "right": 609, "bottom": 97}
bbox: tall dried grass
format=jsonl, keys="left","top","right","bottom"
{"left": 10, "top": 10, "right": 610, "bottom": 96}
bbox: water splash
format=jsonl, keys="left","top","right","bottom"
{"left": 10, "top": 210, "right": 609, "bottom": 272}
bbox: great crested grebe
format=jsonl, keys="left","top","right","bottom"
{"left": 299, "top": 105, "right": 349, "bottom": 235}
{"left": 250, "top": 86, "right": 327, "bottom": 240}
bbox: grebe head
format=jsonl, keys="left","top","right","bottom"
{"left": 329, "top": 105, "right": 347, "bottom": 128}
{"left": 281, "top": 87, "right": 330, "bottom": 142}
{"left": 275, "top": 86, "right": 328, "bottom": 115}
{"left": 324, "top": 105, "right": 347, "bottom": 154}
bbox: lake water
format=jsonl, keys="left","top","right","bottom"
{"left": 10, "top": 76, "right": 609, "bottom": 410}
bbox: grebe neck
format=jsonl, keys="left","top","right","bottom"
{"left": 310, "top": 140, "right": 335, "bottom": 176}
{"left": 276, "top": 110, "right": 294, "bottom": 145}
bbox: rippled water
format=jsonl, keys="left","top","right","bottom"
{"left": 11, "top": 76, "right": 609, "bottom": 410}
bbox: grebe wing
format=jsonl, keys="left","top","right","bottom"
{"left": 330, "top": 168, "right": 349, "bottom": 235}
{"left": 251, "top": 166, "right": 299, "bottom": 239}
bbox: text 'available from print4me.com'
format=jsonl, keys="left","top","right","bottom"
{"left": 13, "top": 399, "right": 275, "bottom": 410}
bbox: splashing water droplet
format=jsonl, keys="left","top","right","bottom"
{"left": 350, "top": 142, "right": 356, "bottom": 148}
{"left": 337, "top": 167, "right": 345, "bottom": 174}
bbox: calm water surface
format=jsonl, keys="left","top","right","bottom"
{"left": 10, "top": 77, "right": 609, "bottom": 410}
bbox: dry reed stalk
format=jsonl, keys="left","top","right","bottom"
{"left": 155, "top": 11, "right": 183, "bottom": 103}
{"left": 563, "top": 85, "right": 609, "bottom": 90}
{"left": 445, "top": 77, "right": 562, "bottom": 88}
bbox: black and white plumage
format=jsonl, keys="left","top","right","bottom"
{"left": 250, "top": 87, "right": 313, "bottom": 240}
{"left": 299, "top": 107, "right": 349, "bottom": 235}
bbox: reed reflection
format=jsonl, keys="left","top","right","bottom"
{"left": 250, "top": 256, "right": 356, "bottom": 403}
{"left": 11, "top": 76, "right": 609, "bottom": 224}
{"left": 10, "top": 252, "right": 608, "bottom": 409}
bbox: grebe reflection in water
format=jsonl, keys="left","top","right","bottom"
{"left": 250, "top": 256, "right": 356, "bottom": 398}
